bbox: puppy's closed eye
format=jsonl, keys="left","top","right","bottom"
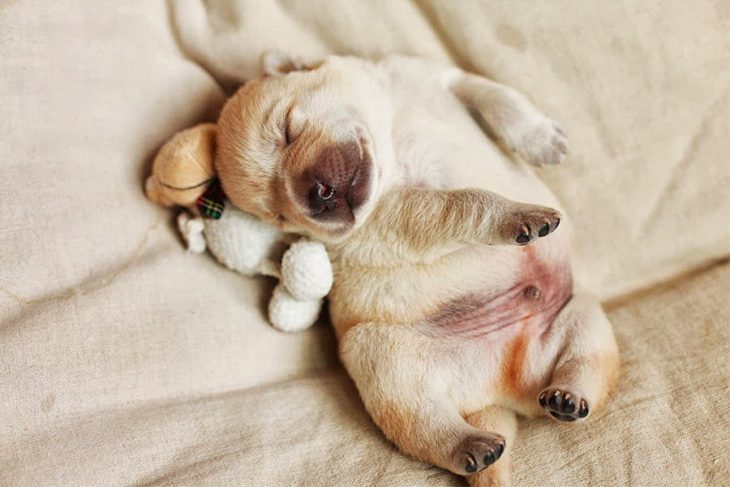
{"left": 283, "top": 105, "right": 300, "bottom": 147}
{"left": 284, "top": 121, "right": 295, "bottom": 146}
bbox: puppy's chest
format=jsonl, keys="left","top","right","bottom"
{"left": 425, "top": 249, "right": 572, "bottom": 341}
{"left": 392, "top": 108, "right": 469, "bottom": 188}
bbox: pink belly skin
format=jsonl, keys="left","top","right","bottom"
{"left": 427, "top": 247, "right": 573, "bottom": 339}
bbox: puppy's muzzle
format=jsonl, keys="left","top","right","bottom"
{"left": 296, "top": 140, "right": 371, "bottom": 225}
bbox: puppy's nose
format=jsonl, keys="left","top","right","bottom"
{"left": 294, "top": 139, "right": 371, "bottom": 223}
{"left": 308, "top": 181, "right": 337, "bottom": 215}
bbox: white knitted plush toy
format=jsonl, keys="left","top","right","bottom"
{"left": 178, "top": 205, "right": 332, "bottom": 331}
{"left": 146, "top": 124, "right": 333, "bottom": 332}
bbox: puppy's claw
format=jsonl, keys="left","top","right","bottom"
{"left": 560, "top": 392, "right": 576, "bottom": 414}
{"left": 548, "top": 390, "right": 563, "bottom": 410}
{"left": 465, "top": 454, "right": 478, "bottom": 473}
{"left": 516, "top": 226, "right": 532, "bottom": 244}
{"left": 578, "top": 399, "right": 590, "bottom": 418}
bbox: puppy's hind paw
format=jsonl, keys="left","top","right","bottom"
{"left": 452, "top": 434, "right": 506, "bottom": 475}
{"left": 539, "top": 388, "right": 589, "bottom": 422}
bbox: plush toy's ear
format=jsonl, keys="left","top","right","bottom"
{"left": 145, "top": 123, "right": 218, "bottom": 208}
{"left": 262, "top": 50, "right": 310, "bottom": 76}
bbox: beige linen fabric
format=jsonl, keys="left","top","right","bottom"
{"left": 1, "top": 1, "right": 729, "bottom": 486}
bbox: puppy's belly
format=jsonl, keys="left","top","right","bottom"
{"left": 425, "top": 249, "right": 572, "bottom": 340}
{"left": 419, "top": 249, "right": 573, "bottom": 411}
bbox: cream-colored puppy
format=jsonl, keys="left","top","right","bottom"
{"left": 198, "top": 53, "right": 618, "bottom": 486}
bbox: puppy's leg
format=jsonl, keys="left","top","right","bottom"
{"left": 464, "top": 406, "right": 518, "bottom": 487}
{"left": 444, "top": 69, "right": 567, "bottom": 166}
{"left": 340, "top": 323, "right": 506, "bottom": 476}
{"left": 374, "top": 188, "right": 562, "bottom": 253}
{"left": 536, "top": 293, "right": 619, "bottom": 421}
{"left": 369, "top": 395, "right": 507, "bottom": 476}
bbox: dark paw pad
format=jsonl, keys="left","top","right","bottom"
{"left": 454, "top": 434, "right": 506, "bottom": 475}
{"left": 539, "top": 388, "right": 589, "bottom": 421}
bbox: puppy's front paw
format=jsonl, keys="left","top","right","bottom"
{"left": 452, "top": 434, "right": 506, "bottom": 475}
{"left": 499, "top": 205, "right": 561, "bottom": 245}
{"left": 539, "top": 388, "right": 589, "bottom": 422}
{"left": 512, "top": 118, "right": 568, "bottom": 167}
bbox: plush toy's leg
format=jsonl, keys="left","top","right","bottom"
{"left": 177, "top": 212, "right": 207, "bottom": 254}
{"left": 268, "top": 283, "right": 321, "bottom": 332}
{"left": 465, "top": 406, "right": 518, "bottom": 487}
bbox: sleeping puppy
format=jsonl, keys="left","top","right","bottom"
{"left": 209, "top": 53, "right": 619, "bottom": 486}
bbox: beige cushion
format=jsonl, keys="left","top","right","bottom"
{"left": 1, "top": 1, "right": 728, "bottom": 485}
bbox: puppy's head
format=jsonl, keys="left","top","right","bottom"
{"left": 214, "top": 52, "right": 388, "bottom": 242}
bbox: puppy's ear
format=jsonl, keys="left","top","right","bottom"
{"left": 146, "top": 123, "right": 218, "bottom": 208}
{"left": 262, "top": 50, "right": 310, "bottom": 76}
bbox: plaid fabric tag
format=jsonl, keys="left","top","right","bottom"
{"left": 196, "top": 179, "right": 226, "bottom": 219}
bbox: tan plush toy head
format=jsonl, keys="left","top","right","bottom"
{"left": 145, "top": 123, "right": 217, "bottom": 208}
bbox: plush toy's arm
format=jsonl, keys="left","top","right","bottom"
{"left": 177, "top": 212, "right": 207, "bottom": 254}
